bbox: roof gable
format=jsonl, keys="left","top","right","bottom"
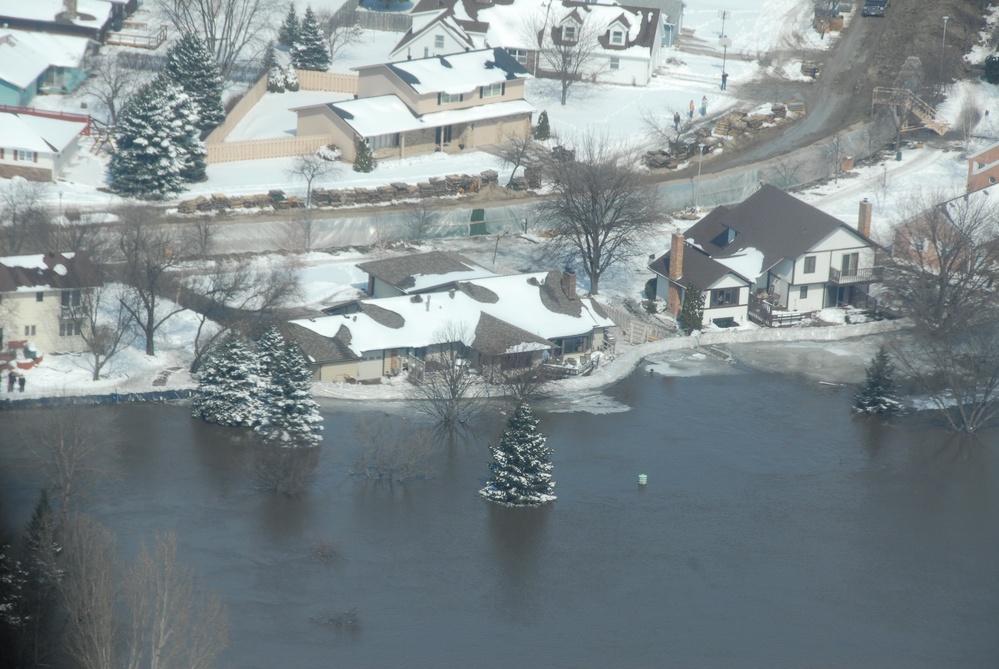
{"left": 0, "top": 251, "right": 102, "bottom": 293}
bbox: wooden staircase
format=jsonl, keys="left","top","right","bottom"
{"left": 872, "top": 87, "right": 949, "bottom": 136}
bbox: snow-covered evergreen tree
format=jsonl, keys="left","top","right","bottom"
{"left": 0, "top": 534, "right": 27, "bottom": 628}
{"left": 278, "top": 4, "right": 299, "bottom": 48}
{"left": 292, "top": 6, "right": 331, "bottom": 71}
{"left": 534, "top": 110, "right": 551, "bottom": 140}
{"left": 854, "top": 345, "right": 905, "bottom": 415}
{"left": 680, "top": 282, "right": 704, "bottom": 333}
{"left": 479, "top": 402, "right": 556, "bottom": 507}
{"left": 164, "top": 32, "right": 226, "bottom": 134}
{"left": 284, "top": 65, "right": 300, "bottom": 91}
{"left": 108, "top": 78, "right": 205, "bottom": 198}
{"left": 17, "top": 489, "right": 62, "bottom": 665}
{"left": 353, "top": 138, "right": 374, "bottom": 173}
{"left": 192, "top": 335, "right": 266, "bottom": 428}
{"left": 255, "top": 325, "right": 285, "bottom": 375}
{"left": 262, "top": 40, "right": 278, "bottom": 72}
{"left": 256, "top": 338, "right": 324, "bottom": 448}
{"left": 267, "top": 66, "right": 286, "bottom": 92}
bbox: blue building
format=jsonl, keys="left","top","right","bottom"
{"left": 0, "top": 29, "right": 96, "bottom": 106}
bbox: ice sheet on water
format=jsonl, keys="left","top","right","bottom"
{"left": 547, "top": 393, "right": 631, "bottom": 415}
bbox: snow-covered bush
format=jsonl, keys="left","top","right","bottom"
{"left": 284, "top": 65, "right": 300, "bottom": 92}
{"left": 316, "top": 144, "right": 342, "bottom": 161}
{"left": 267, "top": 66, "right": 285, "bottom": 93}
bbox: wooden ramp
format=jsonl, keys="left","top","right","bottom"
{"left": 872, "top": 87, "right": 948, "bottom": 136}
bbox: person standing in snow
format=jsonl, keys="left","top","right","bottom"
{"left": 700, "top": 96, "right": 708, "bottom": 116}
{"left": 18, "top": 375, "right": 25, "bottom": 393}
{"left": 673, "top": 112, "right": 681, "bottom": 131}
{"left": 688, "top": 100, "right": 695, "bottom": 119}
{"left": 7, "top": 371, "right": 14, "bottom": 392}
{"left": 721, "top": 72, "right": 728, "bottom": 90}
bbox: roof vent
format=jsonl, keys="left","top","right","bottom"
{"left": 485, "top": 60, "right": 494, "bottom": 69}
{"left": 411, "top": 294, "right": 423, "bottom": 302}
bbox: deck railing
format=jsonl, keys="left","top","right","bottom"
{"left": 829, "top": 266, "right": 883, "bottom": 284}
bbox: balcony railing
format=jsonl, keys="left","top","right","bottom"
{"left": 829, "top": 266, "right": 883, "bottom": 285}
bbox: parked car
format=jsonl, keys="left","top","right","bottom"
{"left": 862, "top": 0, "right": 888, "bottom": 16}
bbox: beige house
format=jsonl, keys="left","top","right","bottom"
{"left": 293, "top": 48, "right": 533, "bottom": 162}
{"left": 0, "top": 251, "right": 102, "bottom": 355}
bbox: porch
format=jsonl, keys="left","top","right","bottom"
{"left": 748, "top": 294, "right": 805, "bottom": 327}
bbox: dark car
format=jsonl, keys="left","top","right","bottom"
{"left": 862, "top": 0, "right": 888, "bottom": 16}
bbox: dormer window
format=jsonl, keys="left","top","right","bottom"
{"left": 434, "top": 34, "right": 445, "bottom": 49}
{"left": 563, "top": 24, "right": 577, "bottom": 42}
{"left": 712, "top": 225, "right": 738, "bottom": 247}
{"left": 610, "top": 29, "right": 624, "bottom": 45}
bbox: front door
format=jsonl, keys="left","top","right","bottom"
{"left": 841, "top": 252, "right": 859, "bottom": 277}
{"left": 435, "top": 125, "right": 453, "bottom": 146}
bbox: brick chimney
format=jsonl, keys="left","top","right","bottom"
{"left": 63, "top": 0, "right": 78, "bottom": 20}
{"left": 669, "top": 233, "right": 684, "bottom": 280}
{"left": 561, "top": 268, "right": 577, "bottom": 300}
{"left": 858, "top": 198, "right": 873, "bottom": 238}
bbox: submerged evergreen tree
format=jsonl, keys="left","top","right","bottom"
{"left": 679, "top": 282, "right": 704, "bottom": 333}
{"left": 479, "top": 402, "right": 556, "bottom": 507}
{"left": 292, "top": 6, "right": 331, "bottom": 71}
{"left": 18, "top": 489, "right": 62, "bottom": 668}
{"left": 854, "top": 345, "right": 905, "bottom": 415}
{"left": 164, "top": 32, "right": 226, "bottom": 134}
{"left": 192, "top": 335, "right": 266, "bottom": 428}
{"left": 534, "top": 110, "right": 551, "bottom": 140}
{"left": 256, "top": 339, "right": 324, "bottom": 448}
{"left": 108, "top": 78, "right": 205, "bottom": 198}
{"left": 278, "top": 4, "right": 299, "bottom": 48}
{"left": 0, "top": 533, "right": 27, "bottom": 651}
{"left": 353, "top": 138, "right": 374, "bottom": 173}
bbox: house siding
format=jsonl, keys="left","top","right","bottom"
{"left": 317, "top": 360, "right": 359, "bottom": 382}
{"left": 0, "top": 78, "right": 35, "bottom": 106}
{"left": 358, "top": 69, "right": 420, "bottom": 109}
{"left": 3, "top": 289, "right": 89, "bottom": 354}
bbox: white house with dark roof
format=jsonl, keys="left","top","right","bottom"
{"left": 289, "top": 268, "right": 614, "bottom": 383}
{"left": 0, "top": 251, "right": 102, "bottom": 354}
{"left": 0, "top": 110, "right": 89, "bottom": 181}
{"left": 650, "top": 186, "right": 881, "bottom": 328}
{"left": 293, "top": 48, "right": 533, "bottom": 162}
{"left": 391, "top": 0, "right": 664, "bottom": 86}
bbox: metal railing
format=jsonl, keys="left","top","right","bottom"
{"left": 829, "top": 266, "right": 883, "bottom": 284}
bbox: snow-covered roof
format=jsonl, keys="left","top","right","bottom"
{"left": 714, "top": 247, "right": 765, "bottom": 282}
{"left": 0, "top": 251, "right": 101, "bottom": 293}
{"left": 0, "top": 0, "right": 112, "bottom": 28}
{"left": 0, "top": 29, "right": 92, "bottom": 89}
{"left": 324, "top": 95, "right": 533, "bottom": 138}
{"left": 0, "top": 112, "right": 88, "bottom": 154}
{"left": 291, "top": 271, "right": 614, "bottom": 356}
{"left": 357, "top": 251, "right": 497, "bottom": 293}
{"left": 380, "top": 48, "right": 530, "bottom": 95}
{"left": 0, "top": 34, "right": 50, "bottom": 89}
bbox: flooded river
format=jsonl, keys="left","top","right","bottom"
{"left": 1, "top": 353, "right": 997, "bottom": 668}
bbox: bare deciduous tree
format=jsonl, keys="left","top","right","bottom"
{"left": 764, "top": 152, "right": 805, "bottom": 189}
{"left": 114, "top": 205, "right": 189, "bottom": 356}
{"left": 86, "top": 51, "right": 143, "bottom": 124}
{"left": 315, "top": 7, "right": 364, "bottom": 61}
{"left": 530, "top": 12, "right": 607, "bottom": 105}
{"left": 79, "top": 284, "right": 135, "bottom": 381}
{"left": 288, "top": 153, "right": 340, "bottom": 208}
{"left": 351, "top": 418, "right": 440, "bottom": 482}
{"left": 534, "top": 135, "right": 660, "bottom": 294}
{"left": 59, "top": 514, "right": 120, "bottom": 669}
{"left": 404, "top": 200, "right": 443, "bottom": 243}
{"left": 408, "top": 323, "right": 484, "bottom": 430}
{"left": 822, "top": 133, "right": 849, "bottom": 184}
{"left": 123, "top": 532, "right": 229, "bottom": 669}
{"left": 252, "top": 444, "right": 321, "bottom": 497}
{"left": 497, "top": 366, "right": 555, "bottom": 404}
{"left": 640, "top": 105, "right": 695, "bottom": 148}
{"left": 0, "top": 178, "right": 52, "bottom": 255}
{"left": 496, "top": 132, "right": 542, "bottom": 188}
{"left": 154, "top": 0, "right": 282, "bottom": 80}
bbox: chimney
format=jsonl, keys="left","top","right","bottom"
{"left": 669, "top": 233, "right": 684, "bottom": 281}
{"left": 448, "top": 289, "right": 455, "bottom": 299}
{"left": 561, "top": 268, "right": 577, "bottom": 300}
{"left": 63, "top": 0, "right": 77, "bottom": 20}
{"left": 858, "top": 198, "right": 873, "bottom": 238}
{"left": 426, "top": 294, "right": 431, "bottom": 311}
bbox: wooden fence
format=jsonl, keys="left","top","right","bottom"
{"left": 206, "top": 134, "right": 336, "bottom": 164}
{"left": 595, "top": 301, "right": 673, "bottom": 344}
{"left": 204, "top": 70, "right": 359, "bottom": 163}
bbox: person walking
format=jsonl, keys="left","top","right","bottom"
{"left": 700, "top": 96, "right": 708, "bottom": 116}
{"left": 721, "top": 72, "right": 728, "bottom": 91}
{"left": 688, "top": 99, "right": 695, "bottom": 119}
{"left": 18, "top": 375, "right": 25, "bottom": 393}
{"left": 673, "top": 111, "right": 681, "bottom": 131}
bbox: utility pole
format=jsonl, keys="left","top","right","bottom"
{"left": 718, "top": 10, "right": 731, "bottom": 79}
{"left": 695, "top": 143, "right": 705, "bottom": 210}
{"left": 939, "top": 15, "right": 949, "bottom": 95}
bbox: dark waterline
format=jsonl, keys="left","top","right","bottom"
{"left": 1, "top": 367, "right": 997, "bottom": 668}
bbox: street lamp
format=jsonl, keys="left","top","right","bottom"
{"left": 939, "top": 16, "right": 949, "bottom": 93}
{"left": 718, "top": 10, "right": 730, "bottom": 79}
{"left": 694, "top": 143, "right": 705, "bottom": 210}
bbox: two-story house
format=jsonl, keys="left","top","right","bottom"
{"left": 0, "top": 109, "right": 90, "bottom": 181}
{"left": 292, "top": 48, "right": 534, "bottom": 163}
{"left": 390, "top": 0, "right": 666, "bottom": 87}
{"left": 650, "top": 186, "right": 882, "bottom": 327}
{"left": 0, "top": 251, "right": 102, "bottom": 354}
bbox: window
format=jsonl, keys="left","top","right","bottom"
{"left": 803, "top": 256, "right": 816, "bottom": 274}
{"left": 480, "top": 83, "right": 504, "bottom": 98}
{"left": 563, "top": 24, "right": 577, "bottom": 42}
{"left": 609, "top": 57, "right": 620, "bottom": 70}
{"left": 24, "top": 325, "right": 36, "bottom": 336}
{"left": 841, "top": 252, "right": 859, "bottom": 276}
{"left": 367, "top": 133, "right": 399, "bottom": 150}
{"left": 62, "top": 290, "right": 81, "bottom": 307}
{"left": 60, "top": 322, "right": 82, "bottom": 337}
{"left": 36, "top": 292, "right": 44, "bottom": 302}
{"left": 434, "top": 34, "right": 445, "bottom": 49}
{"left": 799, "top": 286, "right": 808, "bottom": 299}
{"left": 440, "top": 92, "right": 462, "bottom": 104}
{"left": 711, "top": 288, "right": 737, "bottom": 306}
{"left": 507, "top": 48, "right": 528, "bottom": 65}
{"left": 911, "top": 236, "right": 926, "bottom": 251}
{"left": 610, "top": 30, "right": 624, "bottom": 45}
{"left": 15, "top": 150, "right": 35, "bottom": 162}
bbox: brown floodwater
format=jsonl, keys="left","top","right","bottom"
{"left": 1, "top": 362, "right": 997, "bottom": 668}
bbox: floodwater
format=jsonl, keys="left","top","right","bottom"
{"left": 1, "top": 354, "right": 998, "bottom": 668}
